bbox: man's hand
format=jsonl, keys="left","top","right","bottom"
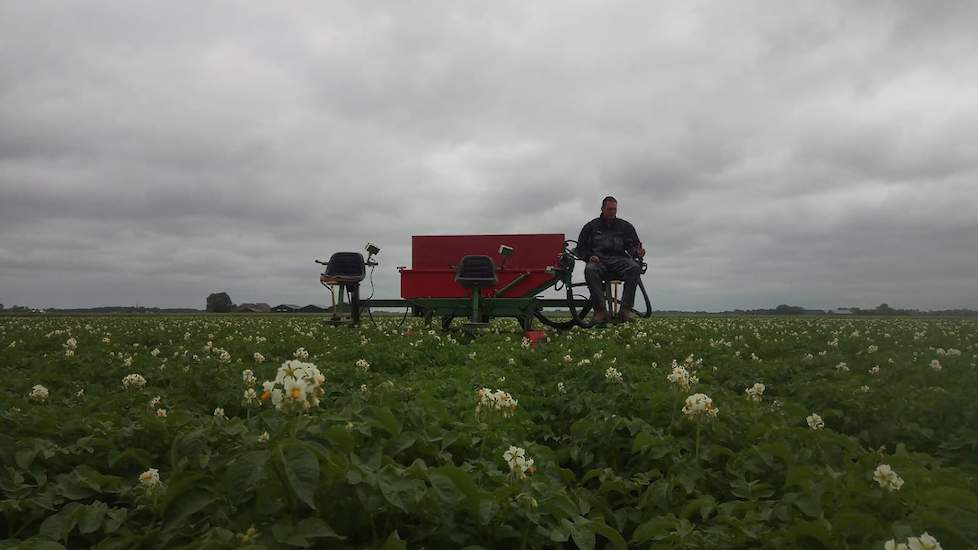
{"left": 589, "top": 255, "right": 600, "bottom": 263}
{"left": 639, "top": 247, "right": 646, "bottom": 258}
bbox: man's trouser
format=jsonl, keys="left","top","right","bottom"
{"left": 584, "top": 256, "right": 641, "bottom": 312}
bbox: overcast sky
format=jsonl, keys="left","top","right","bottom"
{"left": 2, "top": 1, "right": 977, "bottom": 311}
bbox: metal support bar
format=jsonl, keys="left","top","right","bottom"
{"left": 493, "top": 272, "right": 530, "bottom": 297}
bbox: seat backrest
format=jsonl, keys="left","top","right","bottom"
{"left": 454, "top": 255, "right": 498, "bottom": 288}
{"left": 325, "top": 252, "right": 366, "bottom": 282}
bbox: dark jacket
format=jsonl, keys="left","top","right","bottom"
{"left": 576, "top": 217, "right": 642, "bottom": 260}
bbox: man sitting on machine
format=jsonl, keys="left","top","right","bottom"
{"left": 576, "top": 196, "right": 646, "bottom": 323}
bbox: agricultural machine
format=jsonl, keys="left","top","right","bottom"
{"left": 315, "top": 233, "right": 652, "bottom": 330}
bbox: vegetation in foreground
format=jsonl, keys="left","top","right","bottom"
{"left": 1, "top": 315, "right": 977, "bottom": 549}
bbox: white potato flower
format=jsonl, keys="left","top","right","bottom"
{"left": 355, "top": 359, "right": 370, "bottom": 371}
{"left": 260, "top": 360, "right": 325, "bottom": 412}
{"left": 682, "top": 393, "right": 718, "bottom": 419}
{"left": 929, "top": 359, "right": 942, "bottom": 371}
{"left": 243, "top": 388, "right": 258, "bottom": 404}
{"left": 156, "top": 408, "right": 168, "bottom": 418}
{"left": 476, "top": 388, "right": 519, "bottom": 418}
{"left": 604, "top": 366, "right": 623, "bottom": 384}
{"left": 253, "top": 352, "right": 265, "bottom": 363}
{"left": 873, "top": 464, "right": 904, "bottom": 492}
{"left": 503, "top": 446, "right": 534, "bottom": 480}
{"left": 29, "top": 384, "right": 49, "bottom": 402}
{"left": 122, "top": 373, "right": 147, "bottom": 390}
{"left": 907, "top": 533, "right": 941, "bottom": 550}
{"left": 139, "top": 468, "right": 161, "bottom": 490}
{"left": 807, "top": 413, "right": 825, "bottom": 431}
{"left": 214, "top": 407, "right": 226, "bottom": 419}
{"left": 667, "top": 362, "right": 698, "bottom": 392}
{"left": 745, "top": 383, "right": 765, "bottom": 402}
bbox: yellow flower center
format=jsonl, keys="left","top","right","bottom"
{"left": 291, "top": 387, "right": 302, "bottom": 400}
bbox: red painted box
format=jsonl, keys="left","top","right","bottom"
{"left": 400, "top": 234, "right": 565, "bottom": 299}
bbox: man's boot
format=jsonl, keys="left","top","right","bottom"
{"left": 592, "top": 309, "right": 610, "bottom": 324}
{"left": 619, "top": 308, "right": 638, "bottom": 323}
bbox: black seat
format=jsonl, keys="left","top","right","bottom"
{"left": 454, "top": 255, "right": 497, "bottom": 288}
{"left": 324, "top": 252, "right": 366, "bottom": 283}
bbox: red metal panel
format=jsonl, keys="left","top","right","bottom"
{"left": 411, "top": 234, "right": 565, "bottom": 270}
{"left": 400, "top": 269, "right": 556, "bottom": 299}
{"left": 400, "top": 233, "right": 566, "bottom": 299}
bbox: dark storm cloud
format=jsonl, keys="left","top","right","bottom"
{"left": 2, "top": 1, "right": 977, "bottom": 310}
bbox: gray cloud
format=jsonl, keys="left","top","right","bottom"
{"left": 2, "top": 1, "right": 977, "bottom": 310}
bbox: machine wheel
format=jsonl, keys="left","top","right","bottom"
{"left": 636, "top": 279, "right": 653, "bottom": 318}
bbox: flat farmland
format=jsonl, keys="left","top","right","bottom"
{"left": 1, "top": 316, "right": 976, "bottom": 549}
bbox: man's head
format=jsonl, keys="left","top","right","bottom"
{"left": 600, "top": 196, "right": 618, "bottom": 220}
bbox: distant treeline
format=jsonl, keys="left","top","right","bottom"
{"left": 717, "top": 304, "right": 978, "bottom": 316}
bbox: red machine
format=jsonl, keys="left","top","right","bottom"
{"left": 316, "top": 233, "right": 650, "bottom": 330}
{"left": 400, "top": 234, "right": 565, "bottom": 299}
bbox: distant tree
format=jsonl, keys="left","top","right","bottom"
{"left": 206, "top": 292, "right": 234, "bottom": 313}
{"left": 774, "top": 304, "right": 804, "bottom": 315}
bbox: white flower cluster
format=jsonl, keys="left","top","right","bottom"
{"left": 869, "top": 366, "right": 880, "bottom": 375}
{"left": 666, "top": 362, "right": 698, "bottom": 392}
{"left": 873, "top": 464, "right": 904, "bottom": 492}
{"left": 355, "top": 359, "right": 370, "bottom": 371}
{"left": 503, "top": 446, "right": 534, "bottom": 480}
{"left": 63, "top": 337, "right": 77, "bottom": 357}
{"left": 884, "top": 532, "right": 942, "bottom": 550}
{"left": 807, "top": 413, "right": 825, "bottom": 431}
{"left": 243, "top": 388, "right": 258, "bottom": 404}
{"left": 476, "top": 388, "right": 518, "bottom": 418}
{"left": 929, "top": 359, "right": 942, "bottom": 371}
{"left": 214, "top": 407, "right": 226, "bottom": 419}
{"left": 260, "top": 360, "right": 325, "bottom": 412}
{"left": 122, "top": 373, "right": 147, "bottom": 390}
{"left": 604, "top": 366, "right": 623, "bottom": 384}
{"left": 936, "top": 348, "right": 961, "bottom": 357}
{"left": 835, "top": 362, "right": 850, "bottom": 372}
{"left": 293, "top": 347, "right": 309, "bottom": 360}
{"left": 744, "top": 382, "right": 765, "bottom": 402}
{"left": 242, "top": 369, "right": 256, "bottom": 385}
{"left": 253, "top": 352, "right": 265, "bottom": 363}
{"left": 29, "top": 384, "right": 49, "bottom": 402}
{"left": 139, "top": 468, "right": 161, "bottom": 490}
{"left": 682, "top": 393, "right": 718, "bottom": 419}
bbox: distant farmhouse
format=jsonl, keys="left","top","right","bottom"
{"left": 237, "top": 303, "right": 271, "bottom": 313}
